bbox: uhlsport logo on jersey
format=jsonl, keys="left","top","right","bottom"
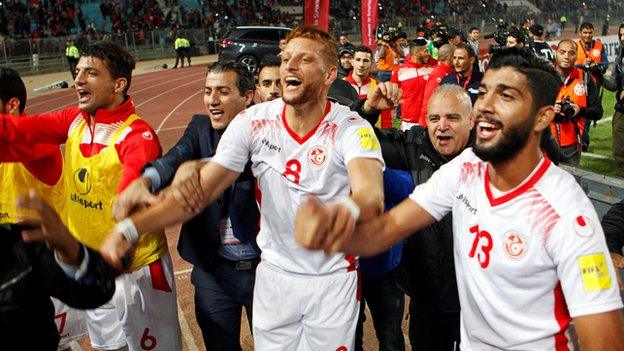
{"left": 503, "top": 231, "right": 527, "bottom": 260}
{"left": 308, "top": 145, "right": 328, "bottom": 167}
{"left": 70, "top": 167, "right": 104, "bottom": 211}
{"left": 73, "top": 168, "right": 92, "bottom": 195}
{"left": 573, "top": 215, "right": 595, "bottom": 238}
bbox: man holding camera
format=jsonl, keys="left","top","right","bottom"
{"left": 551, "top": 39, "right": 603, "bottom": 165}
{"left": 576, "top": 22, "right": 608, "bottom": 151}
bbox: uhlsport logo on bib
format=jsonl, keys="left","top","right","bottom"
{"left": 73, "top": 168, "right": 92, "bottom": 195}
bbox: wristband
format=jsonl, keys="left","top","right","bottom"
{"left": 334, "top": 197, "right": 361, "bottom": 222}
{"left": 115, "top": 218, "right": 139, "bottom": 245}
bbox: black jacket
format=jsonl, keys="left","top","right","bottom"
{"left": 0, "top": 224, "right": 116, "bottom": 350}
{"left": 441, "top": 70, "right": 484, "bottom": 105}
{"left": 377, "top": 126, "right": 461, "bottom": 314}
{"left": 603, "top": 199, "right": 624, "bottom": 254}
{"left": 616, "top": 47, "right": 624, "bottom": 113}
{"left": 146, "top": 115, "right": 260, "bottom": 273}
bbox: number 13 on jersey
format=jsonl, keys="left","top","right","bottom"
{"left": 468, "top": 224, "right": 493, "bottom": 269}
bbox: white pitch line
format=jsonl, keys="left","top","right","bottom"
{"left": 584, "top": 152, "right": 612, "bottom": 160}
{"left": 156, "top": 89, "right": 204, "bottom": 133}
{"left": 177, "top": 300, "right": 199, "bottom": 351}
{"left": 597, "top": 116, "right": 613, "bottom": 125}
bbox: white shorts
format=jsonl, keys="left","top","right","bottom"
{"left": 253, "top": 262, "right": 360, "bottom": 351}
{"left": 401, "top": 121, "right": 419, "bottom": 131}
{"left": 86, "top": 253, "right": 181, "bottom": 351}
{"left": 53, "top": 297, "right": 87, "bottom": 349}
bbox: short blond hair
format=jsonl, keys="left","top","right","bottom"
{"left": 284, "top": 25, "right": 338, "bottom": 69}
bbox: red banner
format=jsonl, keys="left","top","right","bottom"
{"left": 304, "top": 0, "right": 329, "bottom": 31}
{"left": 360, "top": 0, "right": 378, "bottom": 50}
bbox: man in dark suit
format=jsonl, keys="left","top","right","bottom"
{"left": 112, "top": 61, "right": 258, "bottom": 351}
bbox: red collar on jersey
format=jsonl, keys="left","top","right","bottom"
{"left": 484, "top": 155, "right": 552, "bottom": 206}
{"left": 281, "top": 100, "right": 331, "bottom": 144}
{"left": 345, "top": 72, "right": 372, "bottom": 87}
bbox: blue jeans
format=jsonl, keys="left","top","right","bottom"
{"left": 355, "top": 268, "right": 405, "bottom": 351}
{"left": 191, "top": 257, "right": 257, "bottom": 351}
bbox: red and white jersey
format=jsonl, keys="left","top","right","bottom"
{"left": 213, "top": 99, "right": 383, "bottom": 275}
{"left": 410, "top": 148, "right": 622, "bottom": 350}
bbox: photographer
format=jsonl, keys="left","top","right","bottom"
{"left": 576, "top": 22, "right": 609, "bottom": 150}
{"left": 551, "top": 39, "right": 603, "bottom": 165}
{"left": 375, "top": 29, "right": 401, "bottom": 82}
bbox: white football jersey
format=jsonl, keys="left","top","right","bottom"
{"left": 410, "top": 148, "right": 623, "bottom": 350}
{"left": 213, "top": 99, "right": 383, "bottom": 275}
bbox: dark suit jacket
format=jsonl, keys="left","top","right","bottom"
{"left": 146, "top": 115, "right": 260, "bottom": 272}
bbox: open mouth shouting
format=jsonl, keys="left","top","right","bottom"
{"left": 77, "top": 88, "right": 92, "bottom": 104}
{"left": 284, "top": 76, "right": 302, "bottom": 91}
{"left": 476, "top": 116, "right": 503, "bottom": 142}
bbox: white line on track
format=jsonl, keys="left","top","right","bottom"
{"left": 28, "top": 68, "right": 195, "bottom": 108}
{"left": 177, "top": 300, "right": 199, "bottom": 351}
{"left": 136, "top": 78, "right": 204, "bottom": 112}
{"left": 38, "top": 73, "right": 205, "bottom": 112}
{"left": 158, "top": 125, "right": 189, "bottom": 132}
{"left": 174, "top": 268, "right": 193, "bottom": 276}
{"left": 156, "top": 89, "right": 204, "bottom": 133}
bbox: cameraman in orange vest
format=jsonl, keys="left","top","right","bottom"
{"left": 576, "top": 22, "right": 608, "bottom": 151}
{"left": 551, "top": 39, "right": 603, "bottom": 165}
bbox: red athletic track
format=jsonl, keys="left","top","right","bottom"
{"left": 28, "top": 65, "right": 395, "bottom": 351}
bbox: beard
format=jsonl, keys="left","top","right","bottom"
{"left": 282, "top": 79, "right": 324, "bottom": 106}
{"left": 473, "top": 113, "right": 535, "bottom": 164}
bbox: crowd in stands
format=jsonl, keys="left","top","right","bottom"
{"left": 0, "top": 0, "right": 621, "bottom": 41}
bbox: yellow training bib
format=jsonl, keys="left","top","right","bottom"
{"left": 0, "top": 161, "right": 65, "bottom": 225}
{"left": 64, "top": 115, "right": 167, "bottom": 270}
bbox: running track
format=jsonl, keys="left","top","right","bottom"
{"left": 28, "top": 65, "right": 394, "bottom": 351}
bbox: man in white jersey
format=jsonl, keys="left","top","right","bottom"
{"left": 101, "top": 25, "right": 402, "bottom": 350}
{"left": 297, "top": 47, "right": 624, "bottom": 350}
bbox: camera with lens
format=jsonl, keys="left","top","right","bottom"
{"left": 555, "top": 97, "right": 577, "bottom": 122}
{"left": 574, "top": 63, "right": 607, "bottom": 77}
{"left": 488, "top": 22, "right": 510, "bottom": 54}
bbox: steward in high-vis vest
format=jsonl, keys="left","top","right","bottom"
{"left": 552, "top": 39, "right": 603, "bottom": 165}
{"left": 65, "top": 39, "right": 80, "bottom": 80}
{"left": 173, "top": 35, "right": 191, "bottom": 68}
{"left": 0, "top": 42, "right": 181, "bottom": 351}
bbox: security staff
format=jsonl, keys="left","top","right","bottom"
{"left": 65, "top": 39, "right": 79, "bottom": 79}
{"left": 173, "top": 35, "right": 191, "bottom": 68}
